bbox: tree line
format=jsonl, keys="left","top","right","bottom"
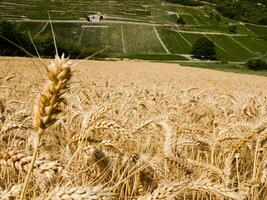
{"left": 166, "top": 0, "right": 267, "bottom": 25}
{"left": 0, "top": 20, "right": 93, "bottom": 58}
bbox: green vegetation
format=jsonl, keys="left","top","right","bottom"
{"left": 166, "top": 0, "right": 203, "bottom": 6}
{"left": 123, "top": 25, "right": 166, "bottom": 54}
{"left": 156, "top": 27, "right": 191, "bottom": 54}
{"left": 228, "top": 25, "right": 237, "bottom": 33}
{"left": 233, "top": 36, "right": 267, "bottom": 55}
{"left": 246, "top": 24, "right": 267, "bottom": 40}
{"left": 178, "top": 62, "right": 267, "bottom": 76}
{"left": 80, "top": 25, "right": 123, "bottom": 54}
{"left": 0, "top": 0, "right": 267, "bottom": 63}
{"left": 179, "top": 33, "right": 202, "bottom": 46}
{"left": 177, "top": 16, "right": 186, "bottom": 25}
{"left": 245, "top": 58, "right": 267, "bottom": 71}
{"left": 207, "top": 35, "right": 253, "bottom": 61}
{"left": 167, "top": 0, "right": 267, "bottom": 25}
{"left": 203, "top": 0, "right": 267, "bottom": 25}
{"left": 114, "top": 54, "right": 188, "bottom": 61}
{"left": 0, "top": 20, "right": 27, "bottom": 56}
{"left": 0, "top": 21, "right": 93, "bottom": 58}
{"left": 191, "top": 37, "right": 216, "bottom": 60}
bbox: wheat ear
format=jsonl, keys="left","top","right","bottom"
{"left": 139, "top": 178, "right": 246, "bottom": 200}
{"left": 0, "top": 151, "right": 67, "bottom": 183}
{"left": 20, "top": 54, "right": 72, "bottom": 200}
{"left": 0, "top": 184, "right": 22, "bottom": 200}
{"left": 43, "top": 185, "right": 112, "bottom": 200}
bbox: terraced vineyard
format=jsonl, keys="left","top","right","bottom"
{"left": 1, "top": 0, "right": 267, "bottom": 61}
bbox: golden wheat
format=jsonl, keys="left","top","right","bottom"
{"left": 0, "top": 184, "right": 22, "bottom": 199}
{"left": 138, "top": 178, "right": 247, "bottom": 200}
{"left": 1, "top": 57, "right": 267, "bottom": 199}
{"left": 42, "top": 185, "right": 112, "bottom": 200}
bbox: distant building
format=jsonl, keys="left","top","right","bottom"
{"left": 257, "top": 3, "right": 265, "bottom": 7}
{"left": 87, "top": 12, "right": 103, "bottom": 22}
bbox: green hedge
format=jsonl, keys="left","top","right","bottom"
{"left": 211, "top": 0, "right": 267, "bottom": 25}
{"left": 0, "top": 20, "right": 93, "bottom": 58}
{"left": 166, "top": 0, "right": 203, "bottom": 6}
{"left": 245, "top": 58, "right": 267, "bottom": 71}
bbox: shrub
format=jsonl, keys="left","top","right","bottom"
{"left": 220, "top": 59, "right": 228, "bottom": 64}
{"left": 215, "top": 0, "right": 267, "bottom": 25}
{"left": 32, "top": 34, "right": 56, "bottom": 56}
{"left": 214, "top": 13, "right": 221, "bottom": 21}
{"left": 228, "top": 25, "right": 237, "bottom": 33}
{"left": 204, "top": 7, "right": 221, "bottom": 21}
{"left": 0, "top": 20, "right": 29, "bottom": 56}
{"left": 177, "top": 16, "right": 186, "bottom": 25}
{"left": 166, "top": 0, "right": 203, "bottom": 6}
{"left": 191, "top": 37, "right": 216, "bottom": 60}
{"left": 259, "top": 17, "right": 267, "bottom": 25}
{"left": 245, "top": 58, "right": 267, "bottom": 70}
{"left": 0, "top": 20, "right": 93, "bottom": 58}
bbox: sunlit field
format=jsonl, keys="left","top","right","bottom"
{"left": 1, "top": 56, "right": 267, "bottom": 199}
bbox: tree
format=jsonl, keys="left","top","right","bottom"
{"left": 177, "top": 16, "right": 186, "bottom": 25}
{"left": 245, "top": 58, "right": 267, "bottom": 70}
{"left": 0, "top": 20, "right": 27, "bottom": 56}
{"left": 259, "top": 17, "right": 267, "bottom": 25}
{"left": 228, "top": 25, "right": 237, "bottom": 33}
{"left": 166, "top": 0, "right": 203, "bottom": 6}
{"left": 191, "top": 37, "right": 216, "bottom": 60}
{"left": 0, "top": 20, "right": 91, "bottom": 58}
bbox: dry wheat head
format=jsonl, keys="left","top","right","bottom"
{"left": 33, "top": 54, "right": 72, "bottom": 135}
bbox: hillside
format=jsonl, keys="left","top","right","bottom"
{"left": 169, "top": 0, "right": 267, "bottom": 25}
{"left": 0, "top": 0, "right": 267, "bottom": 62}
{"left": 202, "top": 0, "right": 267, "bottom": 25}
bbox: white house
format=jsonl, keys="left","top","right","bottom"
{"left": 87, "top": 13, "right": 103, "bottom": 22}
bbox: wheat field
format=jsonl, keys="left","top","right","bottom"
{"left": 0, "top": 56, "right": 267, "bottom": 199}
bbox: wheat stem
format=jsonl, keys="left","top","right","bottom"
{"left": 19, "top": 54, "right": 72, "bottom": 199}
{"left": 20, "top": 131, "right": 41, "bottom": 200}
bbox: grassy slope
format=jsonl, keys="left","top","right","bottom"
{"left": 178, "top": 62, "right": 267, "bottom": 76}
{"left": 156, "top": 27, "right": 192, "bottom": 54}
{"left": 123, "top": 24, "right": 166, "bottom": 54}
{"left": 1, "top": 0, "right": 267, "bottom": 62}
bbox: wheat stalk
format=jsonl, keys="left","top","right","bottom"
{"left": 20, "top": 54, "right": 72, "bottom": 200}
{"left": 261, "top": 159, "right": 267, "bottom": 184}
{"left": 0, "top": 99, "right": 5, "bottom": 123}
{"left": 0, "top": 99, "right": 5, "bottom": 114}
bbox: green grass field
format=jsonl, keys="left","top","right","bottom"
{"left": 207, "top": 35, "right": 253, "bottom": 61}
{"left": 246, "top": 24, "right": 267, "bottom": 40}
{"left": 156, "top": 27, "right": 191, "bottom": 54}
{"left": 80, "top": 25, "right": 124, "bottom": 54}
{"left": 1, "top": 0, "right": 267, "bottom": 62}
{"left": 123, "top": 25, "right": 166, "bottom": 54}
{"left": 233, "top": 36, "right": 267, "bottom": 55}
{"left": 178, "top": 62, "right": 267, "bottom": 76}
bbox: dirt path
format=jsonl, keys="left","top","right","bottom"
{"left": 120, "top": 25, "right": 126, "bottom": 54}
{"left": 204, "top": 34, "right": 230, "bottom": 55}
{"left": 229, "top": 36, "right": 254, "bottom": 54}
{"left": 173, "top": 29, "right": 192, "bottom": 47}
{"left": 153, "top": 26, "right": 171, "bottom": 54}
{"left": 176, "top": 29, "right": 246, "bottom": 36}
